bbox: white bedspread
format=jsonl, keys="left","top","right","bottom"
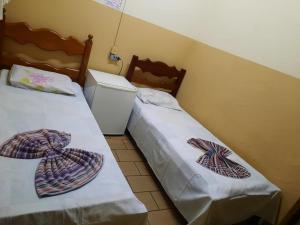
{"left": 0, "top": 70, "right": 147, "bottom": 225}
{"left": 128, "top": 98, "right": 281, "bottom": 225}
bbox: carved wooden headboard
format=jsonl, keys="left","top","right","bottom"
{"left": 126, "top": 55, "right": 186, "bottom": 97}
{"left": 0, "top": 9, "right": 93, "bottom": 86}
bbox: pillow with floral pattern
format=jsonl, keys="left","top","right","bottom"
{"left": 9, "top": 65, "right": 75, "bottom": 95}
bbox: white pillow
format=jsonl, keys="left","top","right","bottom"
{"left": 137, "top": 88, "right": 182, "bottom": 110}
{"left": 9, "top": 65, "right": 75, "bottom": 95}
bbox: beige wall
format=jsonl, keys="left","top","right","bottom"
{"left": 5, "top": 0, "right": 300, "bottom": 223}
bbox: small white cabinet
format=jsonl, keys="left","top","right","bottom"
{"left": 84, "top": 69, "right": 137, "bottom": 135}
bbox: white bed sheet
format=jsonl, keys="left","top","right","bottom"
{"left": 128, "top": 98, "right": 281, "bottom": 225}
{"left": 0, "top": 70, "right": 147, "bottom": 225}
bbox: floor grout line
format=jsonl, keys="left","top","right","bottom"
{"left": 150, "top": 192, "right": 161, "bottom": 210}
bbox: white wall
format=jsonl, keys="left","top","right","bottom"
{"left": 192, "top": 0, "right": 300, "bottom": 79}
{"left": 96, "top": 0, "right": 300, "bottom": 79}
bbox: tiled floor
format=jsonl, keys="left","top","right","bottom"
{"left": 105, "top": 134, "right": 187, "bottom": 225}
{"left": 105, "top": 133, "right": 262, "bottom": 225}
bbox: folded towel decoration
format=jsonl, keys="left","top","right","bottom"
{"left": 187, "top": 138, "right": 250, "bottom": 179}
{"left": 0, "top": 129, "right": 104, "bottom": 198}
{"left": 0, "top": 129, "right": 71, "bottom": 159}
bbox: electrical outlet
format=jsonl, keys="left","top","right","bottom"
{"left": 109, "top": 52, "right": 121, "bottom": 62}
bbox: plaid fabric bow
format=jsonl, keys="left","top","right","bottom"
{"left": 187, "top": 138, "right": 250, "bottom": 179}
{"left": 0, "top": 129, "right": 104, "bottom": 197}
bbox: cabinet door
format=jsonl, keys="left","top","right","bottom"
{"left": 91, "top": 86, "right": 136, "bottom": 135}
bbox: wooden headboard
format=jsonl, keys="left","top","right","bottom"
{"left": 0, "top": 9, "right": 93, "bottom": 86}
{"left": 126, "top": 55, "right": 186, "bottom": 97}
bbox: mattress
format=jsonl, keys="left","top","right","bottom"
{"left": 0, "top": 70, "right": 147, "bottom": 225}
{"left": 128, "top": 98, "right": 281, "bottom": 225}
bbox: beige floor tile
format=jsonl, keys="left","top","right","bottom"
{"left": 118, "top": 162, "right": 140, "bottom": 176}
{"left": 107, "top": 139, "right": 126, "bottom": 150}
{"left": 109, "top": 135, "right": 129, "bottom": 141}
{"left": 135, "top": 162, "right": 151, "bottom": 175}
{"left": 127, "top": 176, "right": 159, "bottom": 192}
{"left": 151, "top": 191, "right": 171, "bottom": 210}
{"left": 148, "top": 210, "right": 185, "bottom": 225}
{"left": 135, "top": 192, "right": 159, "bottom": 211}
{"left": 116, "top": 150, "right": 143, "bottom": 162}
{"left": 123, "top": 139, "right": 136, "bottom": 150}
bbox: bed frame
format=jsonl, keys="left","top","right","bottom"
{"left": 126, "top": 55, "right": 186, "bottom": 97}
{"left": 0, "top": 9, "right": 93, "bottom": 86}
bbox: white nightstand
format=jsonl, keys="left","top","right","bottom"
{"left": 84, "top": 69, "right": 137, "bottom": 135}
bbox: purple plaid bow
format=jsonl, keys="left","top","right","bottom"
{"left": 0, "top": 129, "right": 104, "bottom": 197}
{"left": 188, "top": 138, "right": 250, "bottom": 179}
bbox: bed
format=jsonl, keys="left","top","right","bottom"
{"left": 0, "top": 11, "right": 147, "bottom": 225}
{"left": 126, "top": 55, "right": 281, "bottom": 225}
